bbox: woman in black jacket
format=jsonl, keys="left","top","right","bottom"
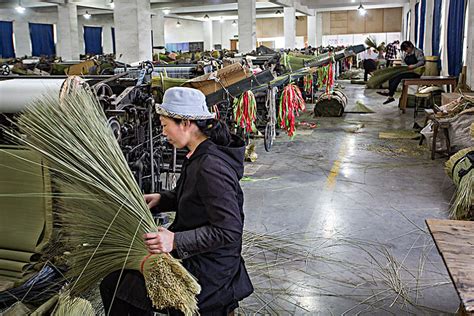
{"left": 100, "top": 87, "right": 253, "bottom": 316}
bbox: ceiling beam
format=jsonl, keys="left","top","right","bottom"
{"left": 269, "top": 0, "right": 314, "bottom": 15}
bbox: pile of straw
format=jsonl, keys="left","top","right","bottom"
{"left": 445, "top": 147, "right": 474, "bottom": 219}
{"left": 4, "top": 89, "right": 200, "bottom": 315}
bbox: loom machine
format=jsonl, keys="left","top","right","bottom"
{"left": 0, "top": 67, "right": 178, "bottom": 194}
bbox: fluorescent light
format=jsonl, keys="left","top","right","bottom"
{"left": 163, "top": 9, "right": 170, "bottom": 15}
{"left": 232, "top": 20, "right": 237, "bottom": 26}
{"left": 204, "top": 14, "right": 210, "bottom": 20}
{"left": 83, "top": 11, "right": 91, "bottom": 19}
{"left": 358, "top": 4, "right": 366, "bottom": 15}
{"left": 15, "top": 5, "right": 26, "bottom": 13}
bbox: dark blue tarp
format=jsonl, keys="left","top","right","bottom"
{"left": 83, "top": 26, "right": 103, "bottom": 55}
{"left": 447, "top": 0, "right": 467, "bottom": 76}
{"left": 111, "top": 27, "right": 116, "bottom": 55}
{"left": 29, "top": 23, "right": 56, "bottom": 56}
{"left": 419, "top": 0, "right": 426, "bottom": 50}
{"left": 0, "top": 21, "right": 15, "bottom": 58}
{"left": 414, "top": 2, "right": 419, "bottom": 46}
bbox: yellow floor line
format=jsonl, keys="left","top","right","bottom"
{"left": 325, "top": 139, "right": 348, "bottom": 190}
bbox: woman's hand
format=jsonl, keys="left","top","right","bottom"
{"left": 144, "top": 193, "right": 161, "bottom": 209}
{"left": 407, "top": 65, "right": 415, "bottom": 70}
{"left": 143, "top": 227, "right": 175, "bottom": 254}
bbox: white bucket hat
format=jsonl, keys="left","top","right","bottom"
{"left": 156, "top": 87, "right": 215, "bottom": 120}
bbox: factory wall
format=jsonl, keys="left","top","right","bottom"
{"left": 0, "top": 8, "right": 58, "bottom": 57}
{"left": 164, "top": 18, "right": 205, "bottom": 46}
{"left": 0, "top": 9, "right": 115, "bottom": 58}
{"left": 321, "top": 8, "right": 402, "bottom": 35}
{"left": 212, "top": 20, "right": 238, "bottom": 50}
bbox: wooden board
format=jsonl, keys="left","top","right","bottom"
{"left": 426, "top": 219, "right": 474, "bottom": 313}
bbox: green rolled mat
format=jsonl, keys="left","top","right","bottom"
{"left": 0, "top": 146, "right": 53, "bottom": 254}
{"left": 51, "top": 63, "right": 68, "bottom": 75}
{"left": 0, "top": 249, "right": 39, "bottom": 263}
{"left": 0, "top": 259, "right": 32, "bottom": 273}
{"left": 151, "top": 76, "right": 187, "bottom": 91}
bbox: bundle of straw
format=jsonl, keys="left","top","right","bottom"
{"left": 51, "top": 292, "right": 95, "bottom": 316}
{"left": 4, "top": 89, "right": 200, "bottom": 315}
{"left": 364, "top": 36, "right": 378, "bottom": 50}
{"left": 367, "top": 66, "right": 425, "bottom": 89}
{"left": 445, "top": 147, "right": 474, "bottom": 219}
{"left": 366, "top": 66, "right": 410, "bottom": 89}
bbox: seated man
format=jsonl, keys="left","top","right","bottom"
{"left": 377, "top": 41, "right": 425, "bottom": 104}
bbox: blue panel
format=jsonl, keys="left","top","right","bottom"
{"left": 414, "top": 2, "right": 419, "bottom": 46}
{"left": 29, "top": 23, "right": 56, "bottom": 57}
{"left": 111, "top": 27, "right": 116, "bottom": 55}
{"left": 447, "top": 0, "right": 467, "bottom": 76}
{"left": 84, "top": 26, "right": 103, "bottom": 55}
{"left": 0, "top": 21, "right": 15, "bottom": 58}
{"left": 419, "top": 0, "right": 426, "bottom": 50}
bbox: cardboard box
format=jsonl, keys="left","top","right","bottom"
{"left": 184, "top": 63, "right": 251, "bottom": 95}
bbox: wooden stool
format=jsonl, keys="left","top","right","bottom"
{"left": 414, "top": 92, "right": 431, "bottom": 119}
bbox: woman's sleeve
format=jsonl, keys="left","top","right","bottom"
{"left": 173, "top": 156, "right": 243, "bottom": 259}
{"left": 157, "top": 187, "right": 178, "bottom": 212}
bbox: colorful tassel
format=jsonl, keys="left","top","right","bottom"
{"left": 278, "top": 84, "right": 306, "bottom": 137}
{"left": 233, "top": 90, "right": 257, "bottom": 133}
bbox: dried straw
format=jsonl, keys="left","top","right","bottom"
{"left": 445, "top": 147, "right": 474, "bottom": 219}
{"left": 51, "top": 292, "right": 94, "bottom": 316}
{"left": 3, "top": 89, "right": 200, "bottom": 315}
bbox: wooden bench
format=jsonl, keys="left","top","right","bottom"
{"left": 426, "top": 219, "right": 474, "bottom": 315}
{"left": 399, "top": 76, "right": 457, "bottom": 113}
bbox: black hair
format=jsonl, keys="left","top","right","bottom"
{"left": 400, "top": 41, "right": 414, "bottom": 51}
{"left": 169, "top": 117, "right": 232, "bottom": 146}
{"left": 194, "top": 119, "right": 232, "bottom": 146}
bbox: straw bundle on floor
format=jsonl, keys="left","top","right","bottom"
{"left": 445, "top": 147, "right": 474, "bottom": 220}
{"left": 4, "top": 89, "right": 200, "bottom": 315}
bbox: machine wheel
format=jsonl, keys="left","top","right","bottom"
{"left": 1, "top": 64, "right": 10, "bottom": 75}
{"left": 264, "top": 122, "right": 274, "bottom": 152}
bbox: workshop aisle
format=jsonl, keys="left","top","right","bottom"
{"left": 239, "top": 82, "right": 459, "bottom": 315}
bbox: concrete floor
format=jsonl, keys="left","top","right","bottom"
{"left": 239, "top": 82, "right": 459, "bottom": 315}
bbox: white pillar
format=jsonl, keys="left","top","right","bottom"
{"left": 13, "top": 19, "right": 30, "bottom": 57}
{"left": 409, "top": 0, "right": 416, "bottom": 43}
{"left": 203, "top": 20, "right": 213, "bottom": 51}
{"left": 238, "top": 0, "right": 256, "bottom": 53}
{"left": 113, "top": 0, "right": 152, "bottom": 63}
{"left": 423, "top": 0, "right": 433, "bottom": 55}
{"left": 467, "top": 0, "right": 474, "bottom": 87}
{"left": 307, "top": 15, "right": 317, "bottom": 48}
{"left": 316, "top": 12, "right": 323, "bottom": 47}
{"left": 151, "top": 10, "right": 165, "bottom": 48}
{"left": 284, "top": 7, "right": 296, "bottom": 49}
{"left": 56, "top": 3, "right": 79, "bottom": 60}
